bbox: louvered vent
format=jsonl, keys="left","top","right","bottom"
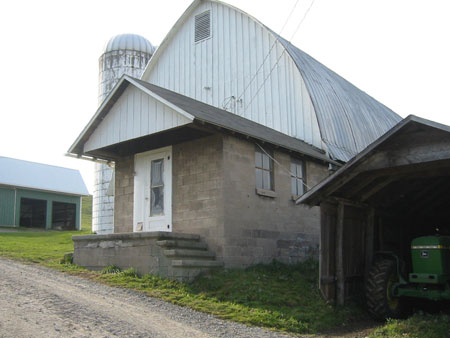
{"left": 195, "top": 11, "right": 211, "bottom": 42}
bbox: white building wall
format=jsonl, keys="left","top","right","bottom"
{"left": 85, "top": 85, "right": 192, "bottom": 152}
{"left": 142, "top": 1, "right": 322, "bottom": 149}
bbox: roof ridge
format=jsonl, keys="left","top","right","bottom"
{"left": 0, "top": 156, "right": 80, "bottom": 173}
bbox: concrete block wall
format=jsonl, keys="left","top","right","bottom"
{"left": 221, "top": 135, "right": 330, "bottom": 267}
{"left": 114, "top": 155, "right": 134, "bottom": 233}
{"left": 172, "top": 135, "right": 225, "bottom": 255}
{"left": 107, "top": 133, "right": 330, "bottom": 269}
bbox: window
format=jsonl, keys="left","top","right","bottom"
{"left": 195, "top": 11, "right": 211, "bottom": 42}
{"left": 150, "top": 158, "right": 164, "bottom": 216}
{"left": 255, "top": 146, "right": 274, "bottom": 191}
{"left": 291, "top": 158, "right": 306, "bottom": 196}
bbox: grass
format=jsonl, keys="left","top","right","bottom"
{"left": 91, "top": 260, "right": 363, "bottom": 334}
{"left": 370, "top": 312, "right": 450, "bottom": 338}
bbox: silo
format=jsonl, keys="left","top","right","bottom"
{"left": 94, "top": 34, "right": 155, "bottom": 234}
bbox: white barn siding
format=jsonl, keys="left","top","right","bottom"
{"left": 143, "top": 2, "right": 322, "bottom": 149}
{"left": 84, "top": 85, "right": 192, "bottom": 152}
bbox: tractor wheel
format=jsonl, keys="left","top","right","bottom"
{"left": 365, "top": 259, "right": 405, "bottom": 320}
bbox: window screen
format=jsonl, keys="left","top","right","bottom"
{"left": 291, "top": 158, "right": 306, "bottom": 196}
{"left": 150, "top": 159, "right": 164, "bottom": 216}
{"left": 255, "top": 147, "right": 273, "bottom": 190}
{"left": 195, "top": 11, "right": 211, "bottom": 42}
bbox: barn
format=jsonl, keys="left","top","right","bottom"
{"left": 297, "top": 115, "right": 450, "bottom": 305}
{"left": 0, "top": 157, "right": 89, "bottom": 230}
{"left": 69, "top": 0, "right": 402, "bottom": 280}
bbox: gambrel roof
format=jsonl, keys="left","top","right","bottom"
{"left": 274, "top": 33, "right": 401, "bottom": 161}
{"left": 142, "top": 0, "right": 402, "bottom": 162}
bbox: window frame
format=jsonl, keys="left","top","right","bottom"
{"left": 290, "top": 157, "right": 306, "bottom": 197}
{"left": 255, "top": 146, "right": 274, "bottom": 192}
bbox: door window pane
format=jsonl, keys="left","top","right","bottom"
{"left": 151, "top": 159, "right": 164, "bottom": 186}
{"left": 151, "top": 186, "right": 164, "bottom": 216}
{"left": 150, "top": 159, "right": 164, "bottom": 216}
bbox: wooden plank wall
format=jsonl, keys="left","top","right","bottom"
{"left": 320, "top": 201, "right": 337, "bottom": 302}
{"left": 320, "top": 201, "right": 368, "bottom": 303}
{"left": 343, "top": 205, "right": 366, "bottom": 300}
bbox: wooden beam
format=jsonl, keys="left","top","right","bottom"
{"left": 328, "top": 197, "right": 368, "bottom": 209}
{"left": 365, "top": 207, "right": 375, "bottom": 279}
{"left": 360, "top": 177, "right": 396, "bottom": 202}
{"left": 335, "top": 201, "right": 345, "bottom": 306}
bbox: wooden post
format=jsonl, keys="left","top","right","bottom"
{"left": 335, "top": 201, "right": 345, "bottom": 305}
{"left": 365, "top": 207, "right": 375, "bottom": 278}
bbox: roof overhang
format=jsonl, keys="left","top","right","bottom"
{"left": 297, "top": 115, "right": 450, "bottom": 206}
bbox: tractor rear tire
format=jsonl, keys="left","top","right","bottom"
{"left": 365, "top": 259, "right": 405, "bottom": 320}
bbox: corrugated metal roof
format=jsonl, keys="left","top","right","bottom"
{"left": 274, "top": 33, "right": 402, "bottom": 162}
{"left": 0, "top": 157, "right": 89, "bottom": 196}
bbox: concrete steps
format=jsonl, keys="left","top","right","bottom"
{"left": 163, "top": 249, "right": 215, "bottom": 259}
{"left": 156, "top": 233, "right": 223, "bottom": 281}
{"left": 157, "top": 240, "right": 208, "bottom": 250}
{"left": 171, "top": 259, "right": 223, "bottom": 268}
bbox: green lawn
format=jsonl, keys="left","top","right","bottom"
{"left": 0, "top": 195, "right": 92, "bottom": 265}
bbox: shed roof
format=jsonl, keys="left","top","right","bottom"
{"left": 296, "top": 115, "right": 450, "bottom": 206}
{"left": 0, "top": 157, "right": 89, "bottom": 196}
{"left": 69, "top": 76, "right": 336, "bottom": 165}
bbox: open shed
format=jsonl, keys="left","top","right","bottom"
{"left": 297, "top": 115, "right": 450, "bottom": 305}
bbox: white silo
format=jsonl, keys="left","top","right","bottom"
{"left": 94, "top": 34, "right": 155, "bottom": 234}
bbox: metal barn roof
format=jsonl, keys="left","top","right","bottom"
{"left": 0, "top": 157, "right": 89, "bottom": 196}
{"left": 274, "top": 33, "right": 402, "bottom": 162}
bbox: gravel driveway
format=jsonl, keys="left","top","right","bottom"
{"left": 0, "top": 258, "right": 296, "bottom": 338}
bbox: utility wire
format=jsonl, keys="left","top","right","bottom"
{"left": 242, "top": 0, "right": 316, "bottom": 115}
{"left": 233, "top": 0, "right": 301, "bottom": 110}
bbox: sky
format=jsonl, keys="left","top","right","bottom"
{"left": 0, "top": 0, "right": 449, "bottom": 193}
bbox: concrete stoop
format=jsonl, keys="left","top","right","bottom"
{"left": 72, "top": 231, "right": 223, "bottom": 282}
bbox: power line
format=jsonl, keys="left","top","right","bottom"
{"left": 229, "top": 0, "right": 301, "bottom": 111}
{"left": 241, "top": 0, "right": 316, "bottom": 115}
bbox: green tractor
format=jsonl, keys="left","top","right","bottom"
{"left": 365, "top": 235, "right": 450, "bottom": 319}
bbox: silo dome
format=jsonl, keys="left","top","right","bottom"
{"left": 103, "top": 34, "right": 155, "bottom": 54}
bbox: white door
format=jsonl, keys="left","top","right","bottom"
{"left": 133, "top": 147, "right": 172, "bottom": 232}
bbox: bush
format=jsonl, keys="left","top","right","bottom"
{"left": 60, "top": 252, "right": 73, "bottom": 264}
